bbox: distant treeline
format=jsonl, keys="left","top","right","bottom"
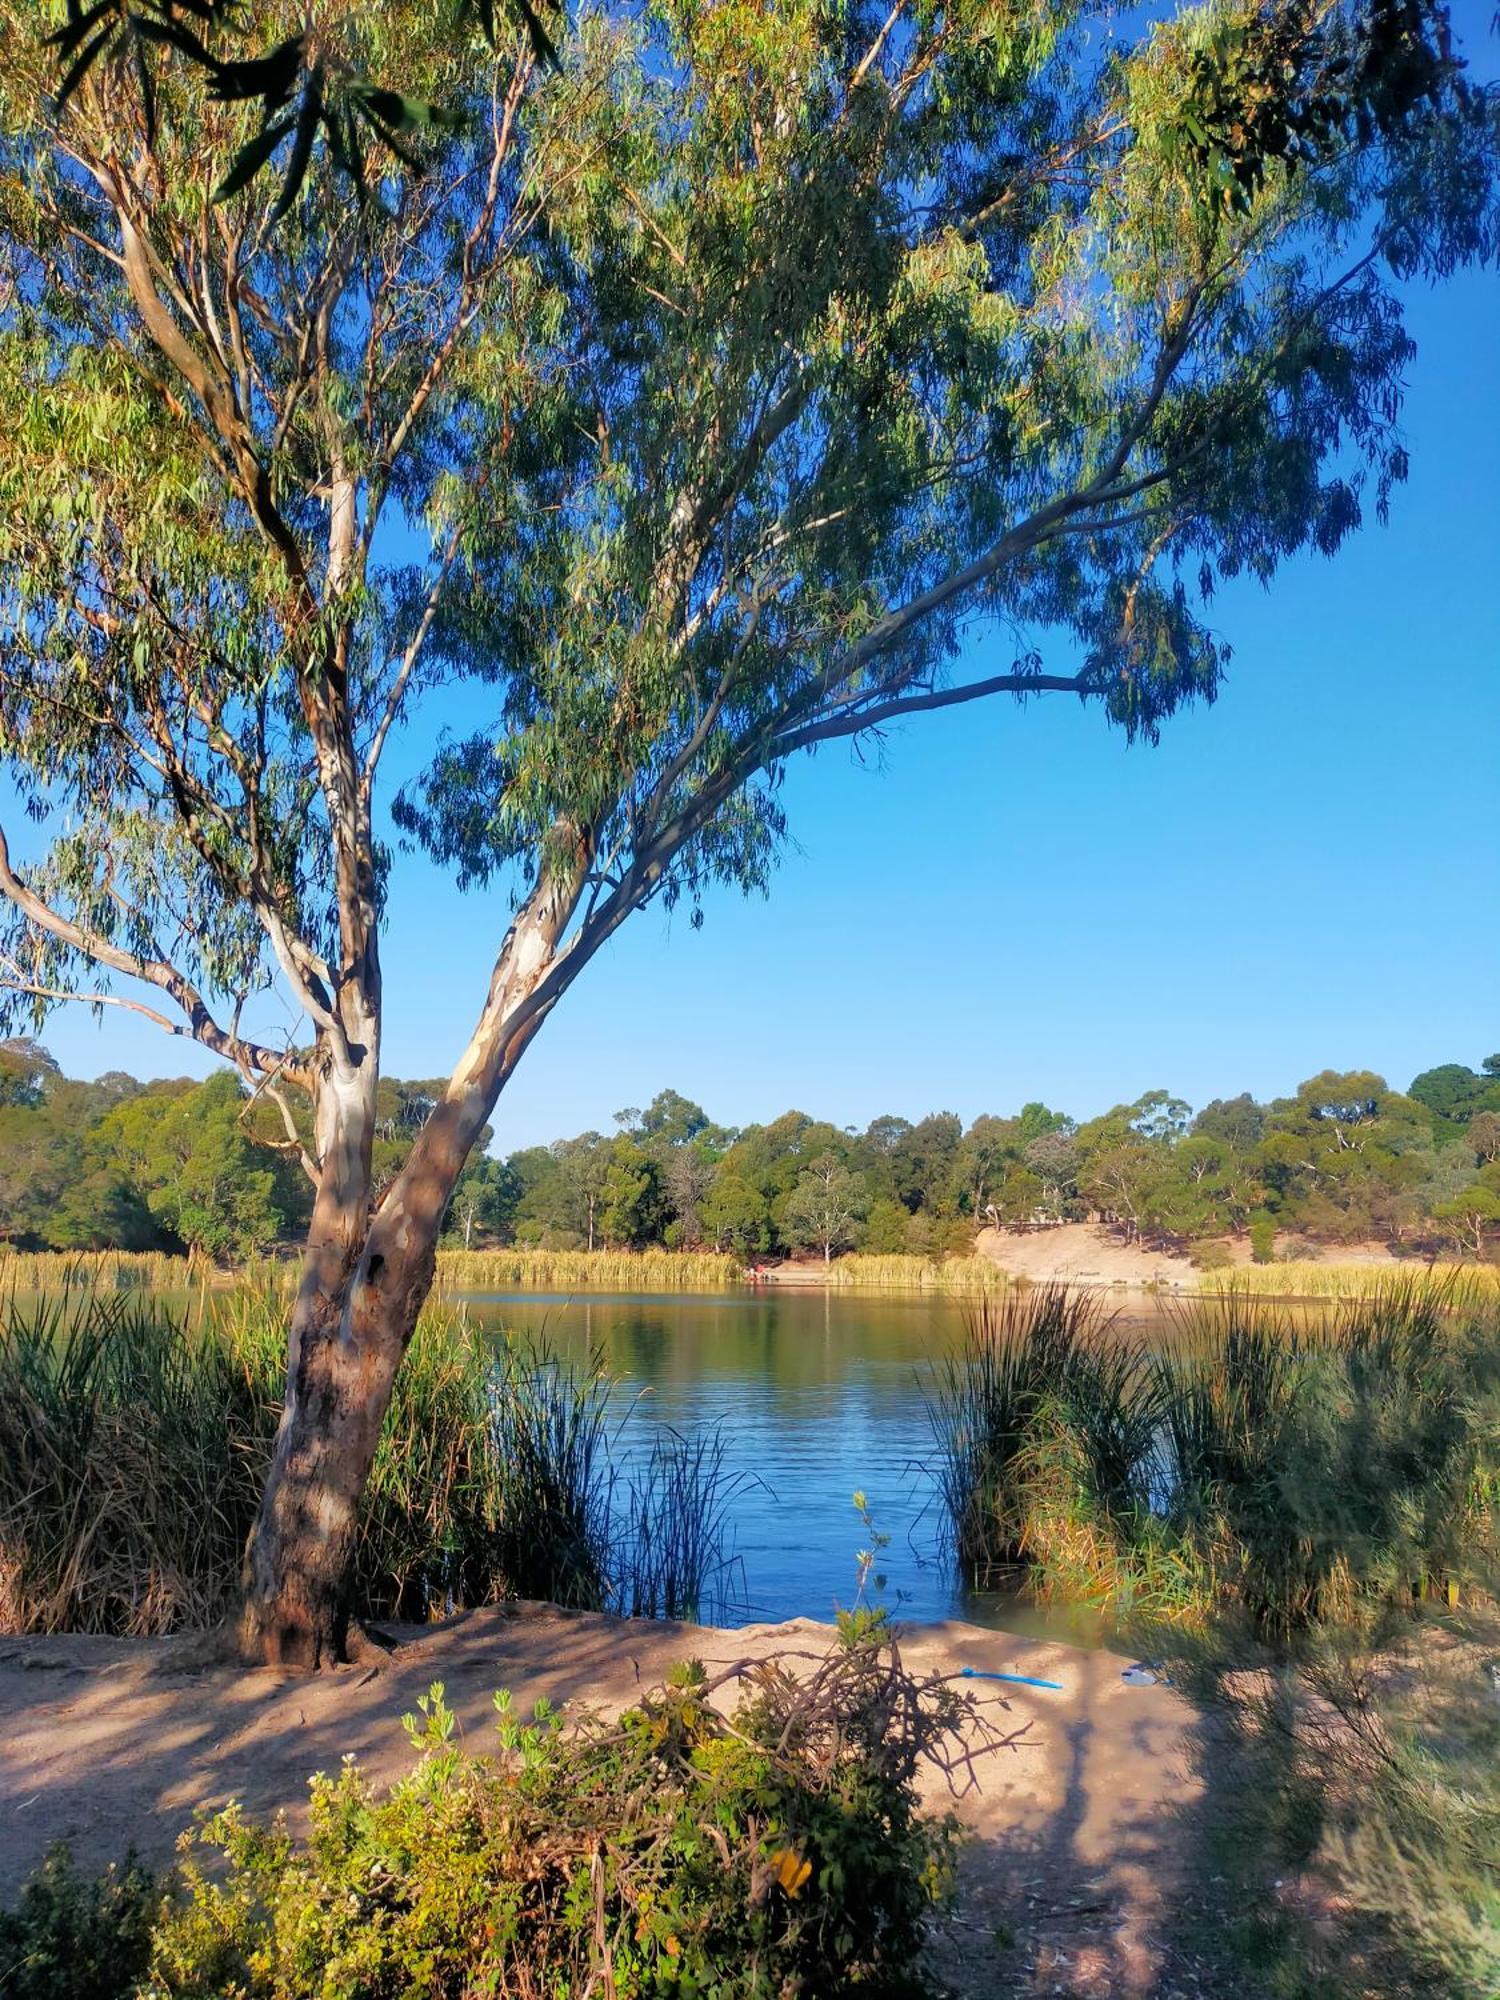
{"left": 3, "top": 1038, "right": 1498, "bottom": 1266}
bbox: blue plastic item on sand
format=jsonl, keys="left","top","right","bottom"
{"left": 959, "top": 1666, "right": 1063, "bottom": 1691}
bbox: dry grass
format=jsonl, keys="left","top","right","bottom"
{"left": 0, "top": 1248, "right": 217, "bottom": 1293}
{"left": 1203, "top": 1260, "right": 1500, "bottom": 1300}
{"left": 828, "top": 1253, "right": 1013, "bottom": 1293}
{"left": 434, "top": 1247, "right": 742, "bottom": 1292}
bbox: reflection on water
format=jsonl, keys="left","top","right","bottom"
{"left": 453, "top": 1287, "right": 1174, "bottom": 1634}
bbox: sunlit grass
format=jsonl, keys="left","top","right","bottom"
{"left": 828, "top": 1252, "right": 1013, "bottom": 1292}
{"left": 0, "top": 1247, "right": 219, "bottom": 1292}
{"left": 1203, "top": 1259, "right": 1500, "bottom": 1299}
{"left": 434, "top": 1247, "right": 743, "bottom": 1292}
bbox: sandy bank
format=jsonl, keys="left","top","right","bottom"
{"left": 0, "top": 1603, "right": 1202, "bottom": 1995}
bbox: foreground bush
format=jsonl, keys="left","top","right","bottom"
{"left": 0, "top": 1848, "right": 163, "bottom": 2000}
{"left": 1, "top": 1625, "right": 965, "bottom": 2000}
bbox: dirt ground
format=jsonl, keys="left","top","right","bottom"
{"left": 0, "top": 1604, "right": 1218, "bottom": 1997}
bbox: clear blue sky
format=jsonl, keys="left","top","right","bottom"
{"left": 16, "top": 148, "right": 1500, "bottom": 1151}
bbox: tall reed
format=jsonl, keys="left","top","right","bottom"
{"left": 829, "top": 1253, "right": 1012, "bottom": 1293}
{"left": 0, "top": 1289, "right": 743, "bottom": 1637}
{"left": 0, "top": 1248, "right": 218, "bottom": 1293}
{"left": 434, "top": 1247, "right": 743, "bottom": 1292}
{"left": 930, "top": 1281, "right": 1500, "bottom": 1635}
{"left": 1200, "top": 1260, "right": 1500, "bottom": 1300}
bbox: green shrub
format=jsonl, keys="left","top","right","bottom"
{"left": 0, "top": 1846, "right": 162, "bottom": 2000}
{"left": 1249, "top": 1213, "right": 1277, "bottom": 1264}
{"left": 137, "top": 1627, "right": 962, "bottom": 1999}
{"left": 1188, "top": 1238, "right": 1234, "bottom": 1271}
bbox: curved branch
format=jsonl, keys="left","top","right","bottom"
{"left": 0, "top": 820, "right": 309, "bottom": 1089}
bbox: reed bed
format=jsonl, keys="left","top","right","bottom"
{"left": 0, "top": 1248, "right": 216, "bottom": 1293}
{"left": 930, "top": 1280, "right": 1500, "bottom": 1635}
{"left": 1199, "top": 1259, "right": 1500, "bottom": 1300}
{"left": 434, "top": 1247, "right": 743, "bottom": 1292}
{"left": 828, "top": 1252, "right": 1012, "bottom": 1293}
{"left": 0, "top": 1288, "right": 743, "bottom": 1637}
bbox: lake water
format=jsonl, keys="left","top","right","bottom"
{"left": 452, "top": 1286, "right": 1171, "bottom": 1635}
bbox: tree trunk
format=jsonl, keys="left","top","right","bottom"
{"left": 237, "top": 1251, "right": 432, "bottom": 1668}
{"left": 237, "top": 1050, "right": 426, "bottom": 1669}
{"left": 238, "top": 877, "right": 576, "bottom": 1667}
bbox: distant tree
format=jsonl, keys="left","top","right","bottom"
{"left": 1470, "top": 1112, "right": 1500, "bottom": 1165}
{"left": 1408, "top": 1062, "right": 1485, "bottom": 1124}
{"left": 1249, "top": 1213, "right": 1277, "bottom": 1264}
{"left": 1017, "top": 1103, "right": 1071, "bottom": 1145}
{"left": 0, "top": 1098, "right": 81, "bottom": 1243}
{"left": 952, "top": 1114, "right": 1022, "bottom": 1218}
{"left": 699, "top": 1174, "right": 768, "bottom": 1258}
{"left": 598, "top": 1136, "right": 662, "bottom": 1248}
{"left": 1192, "top": 1093, "right": 1268, "bottom": 1149}
{"left": 443, "top": 1155, "right": 520, "bottom": 1246}
{"left": 550, "top": 1135, "right": 612, "bottom": 1252}
{"left": 1130, "top": 1091, "right": 1194, "bottom": 1144}
{"left": 0, "top": 1036, "right": 62, "bottom": 1107}
{"left": 889, "top": 1114, "right": 963, "bottom": 1217}
{"left": 991, "top": 1164, "right": 1047, "bottom": 1227}
{"left": 783, "top": 1154, "right": 868, "bottom": 1264}
{"left": 635, "top": 1090, "right": 711, "bottom": 1147}
{"left": 1432, "top": 1169, "right": 1500, "bottom": 1258}
{"left": 1484, "top": 1057, "right": 1500, "bottom": 1079}
{"left": 860, "top": 1197, "right": 912, "bottom": 1255}
{"left": 1022, "top": 1134, "right": 1081, "bottom": 1220}
{"left": 1080, "top": 1142, "right": 1159, "bottom": 1238}
{"left": 50, "top": 1169, "right": 158, "bottom": 1251}
{"left": 92, "top": 1071, "right": 302, "bottom": 1259}
{"left": 662, "top": 1145, "right": 717, "bottom": 1246}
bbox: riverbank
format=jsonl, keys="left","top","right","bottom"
{"left": 0, "top": 1601, "right": 1202, "bottom": 1997}
{"left": 3, "top": 1236, "right": 1491, "bottom": 1302}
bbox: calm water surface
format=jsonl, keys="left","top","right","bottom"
{"left": 453, "top": 1287, "right": 1173, "bottom": 1634}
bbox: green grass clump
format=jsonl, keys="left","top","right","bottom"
{"left": 0, "top": 1289, "right": 742, "bottom": 1637}
{"left": 930, "top": 1282, "right": 1500, "bottom": 1636}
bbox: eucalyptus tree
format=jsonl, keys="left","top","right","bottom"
{"left": 0, "top": 0, "right": 1493, "bottom": 1663}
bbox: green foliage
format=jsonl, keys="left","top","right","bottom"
{"left": 92, "top": 1073, "right": 306, "bottom": 1261}
{"left": 782, "top": 1151, "right": 868, "bottom": 1261}
{"left": 5, "top": 1043, "right": 1500, "bottom": 1271}
{"left": 0, "top": 0, "right": 1493, "bottom": 1180}
{"left": 1249, "top": 1213, "right": 1277, "bottom": 1264}
{"left": 930, "top": 1283, "right": 1500, "bottom": 1636}
{"left": 135, "top": 1634, "right": 961, "bottom": 1999}
{"left": 0, "top": 1846, "right": 162, "bottom": 2000}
